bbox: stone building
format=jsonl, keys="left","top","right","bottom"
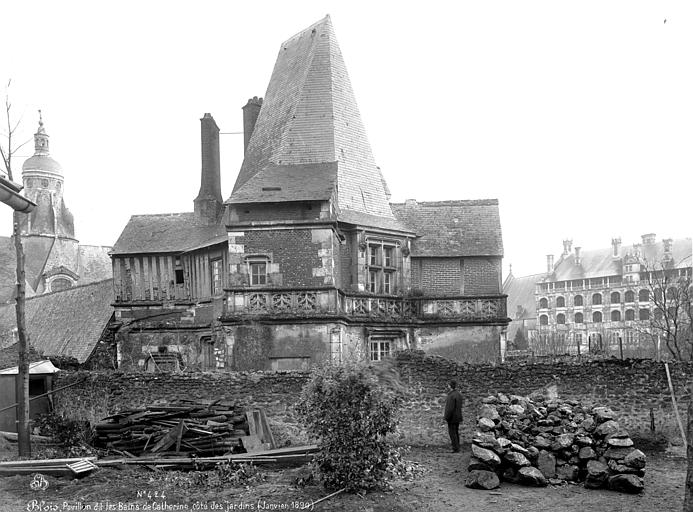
{"left": 506, "top": 236, "right": 692, "bottom": 358}
{"left": 110, "top": 16, "right": 509, "bottom": 371}
{"left": 0, "top": 116, "right": 112, "bottom": 304}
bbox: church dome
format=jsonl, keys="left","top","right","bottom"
{"left": 22, "top": 154, "right": 63, "bottom": 174}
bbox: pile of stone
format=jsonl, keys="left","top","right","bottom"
{"left": 465, "top": 393, "right": 646, "bottom": 493}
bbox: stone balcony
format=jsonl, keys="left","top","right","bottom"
{"left": 221, "top": 287, "right": 508, "bottom": 324}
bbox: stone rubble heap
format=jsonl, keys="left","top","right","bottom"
{"left": 464, "top": 393, "right": 646, "bottom": 493}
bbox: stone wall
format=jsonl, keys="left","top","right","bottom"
{"left": 52, "top": 351, "right": 692, "bottom": 449}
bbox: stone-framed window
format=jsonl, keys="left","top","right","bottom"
{"left": 639, "top": 289, "right": 649, "bottom": 302}
{"left": 575, "top": 312, "right": 584, "bottom": 323}
{"left": 556, "top": 296, "right": 565, "bottom": 308}
{"left": 592, "top": 311, "right": 603, "bottom": 323}
{"left": 539, "top": 297, "right": 548, "bottom": 309}
{"left": 625, "top": 309, "right": 635, "bottom": 321}
{"left": 639, "top": 308, "right": 650, "bottom": 320}
{"left": 366, "top": 239, "right": 400, "bottom": 294}
{"left": 246, "top": 255, "right": 269, "bottom": 286}
{"left": 625, "top": 290, "right": 635, "bottom": 303}
{"left": 370, "top": 339, "right": 391, "bottom": 361}
{"left": 592, "top": 293, "right": 602, "bottom": 305}
{"left": 556, "top": 313, "right": 566, "bottom": 324}
{"left": 539, "top": 314, "right": 548, "bottom": 326}
{"left": 611, "top": 291, "right": 620, "bottom": 303}
{"left": 574, "top": 295, "right": 584, "bottom": 306}
{"left": 611, "top": 310, "right": 621, "bottom": 321}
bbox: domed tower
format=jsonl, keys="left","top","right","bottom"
{"left": 19, "top": 112, "right": 76, "bottom": 239}
{"left": 19, "top": 113, "right": 80, "bottom": 294}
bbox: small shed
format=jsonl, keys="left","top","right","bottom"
{"left": 0, "top": 360, "right": 60, "bottom": 432}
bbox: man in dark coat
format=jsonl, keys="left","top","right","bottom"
{"left": 444, "top": 380, "right": 463, "bottom": 452}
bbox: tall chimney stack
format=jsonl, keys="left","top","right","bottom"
{"left": 574, "top": 247, "right": 582, "bottom": 266}
{"left": 546, "top": 254, "right": 554, "bottom": 274}
{"left": 194, "top": 113, "right": 223, "bottom": 224}
{"left": 562, "top": 239, "right": 573, "bottom": 256}
{"left": 611, "top": 237, "right": 622, "bottom": 258}
{"left": 663, "top": 238, "right": 673, "bottom": 262}
{"left": 242, "top": 97, "right": 263, "bottom": 154}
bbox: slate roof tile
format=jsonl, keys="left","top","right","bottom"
{"left": 0, "top": 278, "right": 114, "bottom": 363}
{"left": 391, "top": 200, "right": 504, "bottom": 257}
{"left": 111, "top": 213, "right": 227, "bottom": 255}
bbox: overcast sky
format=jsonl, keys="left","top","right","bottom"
{"left": 1, "top": 1, "right": 691, "bottom": 279}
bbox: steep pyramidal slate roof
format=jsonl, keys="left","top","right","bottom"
{"left": 391, "top": 200, "right": 504, "bottom": 257}
{"left": 229, "top": 16, "right": 397, "bottom": 222}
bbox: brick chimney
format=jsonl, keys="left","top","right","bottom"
{"left": 611, "top": 237, "right": 621, "bottom": 258}
{"left": 547, "top": 254, "right": 554, "bottom": 274}
{"left": 574, "top": 247, "right": 582, "bottom": 266}
{"left": 562, "top": 239, "right": 572, "bottom": 256}
{"left": 194, "top": 113, "right": 223, "bottom": 224}
{"left": 641, "top": 233, "right": 656, "bottom": 245}
{"left": 242, "top": 97, "right": 263, "bottom": 154}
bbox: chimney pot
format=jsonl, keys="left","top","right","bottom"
{"left": 562, "top": 239, "right": 573, "bottom": 256}
{"left": 574, "top": 246, "right": 582, "bottom": 266}
{"left": 611, "top": 237, "right": 622, "bottom": 258}
{"left": 547, "top": 254, "right": 555, "bottom": 274}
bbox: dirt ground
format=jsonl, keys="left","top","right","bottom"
{"left": 0, "top": 443, "right": 687, "bottom": 512}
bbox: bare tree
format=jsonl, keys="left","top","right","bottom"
{"left": 0, "top": 79, "right": 32, "bottom": 456}
{"left": 639, "top": 256, "right": 693, "bottom": 361}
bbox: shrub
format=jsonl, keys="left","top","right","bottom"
{"left": 296, "top": 362, "right": 402, "bottom": 492}
{"left": 34, "top": 413, "right": 94, "bottom": 457}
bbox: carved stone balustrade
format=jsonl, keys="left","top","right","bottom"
{"left": 222, "top": 288, "right": 508, "bottom": 324}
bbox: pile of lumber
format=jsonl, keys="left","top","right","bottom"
{"left": 94, "top": 399, "right": 276, "bottom": 457}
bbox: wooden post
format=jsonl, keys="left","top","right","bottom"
{"left": 664, "top": 362, "right": 686, "bottom": 449}
{"left": 13, "top": 214, "right": 31, "bottom": 456}
{"left": 684, "top": 381, "right": 693, "bottom": 512}
{"left": 618, "top": 335, "right": 624, "bottom": 360}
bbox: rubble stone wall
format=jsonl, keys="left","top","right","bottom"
{"left": 52, "top": 350, "right": 692, "bottom": 448}
{"left": 395, "top": 350, "right": 692, "bottom": 445}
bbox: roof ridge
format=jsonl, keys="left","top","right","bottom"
{"left": 130, "top": 212, "right": 193, "bottom": 219}
{"left": 391, "top": 199, "right": 499, "bottom": 207}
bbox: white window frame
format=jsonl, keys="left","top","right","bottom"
{"left": 246, "top": 256, "right": 269, "bottom": 286}
{"left": 370, "top": 339, "right": 392, "bottom": 361}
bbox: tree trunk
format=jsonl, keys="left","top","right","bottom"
{"left": 684, "top": 382, "right": 693, "bottom": 511}
{"left": 13, "top": 212, "right": 31, "bottom": 457}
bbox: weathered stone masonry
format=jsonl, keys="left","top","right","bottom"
{"left": 53, "top": 351, "right": 692, "bottom": 447}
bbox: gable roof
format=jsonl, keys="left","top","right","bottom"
{"left": 111, "top": 213, "right": 227, "bottom": 255}
{"left": 0, "top": 279, "right": 114, "bottom": 363}
{"left": 391, "top": 200, "right": 504, "bottom": 257}
{"left": 503, "top": 273, "right": 542, "bottom": 320}
{"left": 229, "top": 15, "right": 395, "bottom": 221}
{"left": 548, "top": 238, "right": 692, "bottom": 282}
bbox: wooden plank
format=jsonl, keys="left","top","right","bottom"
{"left": 258, "top": 409, "right": 277, "bottom": 449}
{"left": 149, "top": 420, "right": 186, "bottom": 453}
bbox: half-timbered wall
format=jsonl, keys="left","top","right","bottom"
{"left": 112, "top": 244, "right": 227, "bottom": 302}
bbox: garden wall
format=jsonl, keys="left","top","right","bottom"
{"left": 53, "top": 351, "right": 693, "bottom": 448}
